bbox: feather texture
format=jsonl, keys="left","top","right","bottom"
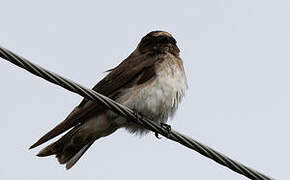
{"left": 30, "top": 31, "right": 187, "bottom": 169}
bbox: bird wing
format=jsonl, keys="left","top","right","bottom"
{"left": 30, "top": 52, "right": 158, "bottom": 149}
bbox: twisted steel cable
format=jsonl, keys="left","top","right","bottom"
{"left": 0, "top": 46, "right": 273, "bottom": 180}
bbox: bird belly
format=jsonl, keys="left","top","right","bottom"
{"left": 114, "top": 60, "right": 187, "bottom": 135}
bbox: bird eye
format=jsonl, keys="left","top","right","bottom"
{"left": 157, "top": 36, "right": 176, "bottom": 44}
{"left": 159, "top": 36, "right": 169, "bottom": 43}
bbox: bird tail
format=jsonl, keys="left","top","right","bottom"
{"left": 36, "top": 125, "right": 94, "bottom": 169}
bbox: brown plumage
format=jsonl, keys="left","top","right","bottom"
{"left": 30, "top": 31, "right": 187, "bottom": 169}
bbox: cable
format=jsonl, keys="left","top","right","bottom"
{"left": 0, "top": 46, "right": 273, "bottom": 180}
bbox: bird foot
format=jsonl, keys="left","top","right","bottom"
{"left": 161, "top": 123, "right": 171, "bottom": 137}
{"left": 155, "top": 123, "right": 171, "bottom": 139}
{"left": 155, "top": 132, "right": 162, "bottom": 139}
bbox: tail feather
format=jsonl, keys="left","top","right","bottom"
{"left": 29, "top": 117, "right": 84, "bottom": 149}
{"left": 32, "top": 114, "right": 118, "bottom": 169}
{"left": 66, "top": 142, "right": 94, "bottom": 169}
{"left": 36, "top": 125, "right": 93, "bottom": 169}
{"left": 56, "top": 143, "right": 84, "bottom": 164}
{"left": 30, "top": 104, "right": 98, "bottom": 149}
{"left": 36, "top": 125, "right": 80, "bottom": 157}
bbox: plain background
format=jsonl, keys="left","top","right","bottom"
{"left": 1, "top": 1, "right": 289, "bottom": 179}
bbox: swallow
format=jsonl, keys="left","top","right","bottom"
{"left": 30, "top": 31, "right": 188, "bottom": 169}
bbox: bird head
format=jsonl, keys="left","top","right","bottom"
{"left": 137, "top": 31, "right": 180, "bottom": 56}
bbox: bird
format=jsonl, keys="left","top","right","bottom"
{"left": 29, "top": 31, "right": 188, "bottom": 169}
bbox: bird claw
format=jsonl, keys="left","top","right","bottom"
{"left": 132, "top": 110, "right": 162, "bottom": 139}
{"left": 161, "top": 123, "right": 171, "bottom": 138}
{"left": 132, "top": 109, "right": 172, "bottom": 139}
{"left": 155, "top": 132, "right": 162, "bottom": 139}
{"left": 155, "top": 123, "right": 171, "bottom": 139}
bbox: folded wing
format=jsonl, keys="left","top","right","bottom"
{"left": 30, "top": 52, "right": 158, "bottom": 149}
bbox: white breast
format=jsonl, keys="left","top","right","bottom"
{"left": 115, "top": 53, "right": 187, "bottom": 134}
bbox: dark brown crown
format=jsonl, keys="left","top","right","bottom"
{"left": 138, "top": 31, "right": 179, "bottom": 56}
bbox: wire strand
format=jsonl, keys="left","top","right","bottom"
{"left": 0, "top": 46, "right": 273, "bottom": 180}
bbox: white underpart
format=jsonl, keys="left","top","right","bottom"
{"left": 114, "top": 53, "right": 187, "bottom": 133}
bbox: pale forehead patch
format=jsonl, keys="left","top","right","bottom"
{"left": 152, "top": 31, "right": 173, "bottom": 37}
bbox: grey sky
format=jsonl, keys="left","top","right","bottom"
{"left": 1, "top": 1, "right": 289, "bottom": 179}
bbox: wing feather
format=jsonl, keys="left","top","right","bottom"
{"left": 30, "top": 52, "right": 158, "bottom": 149}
